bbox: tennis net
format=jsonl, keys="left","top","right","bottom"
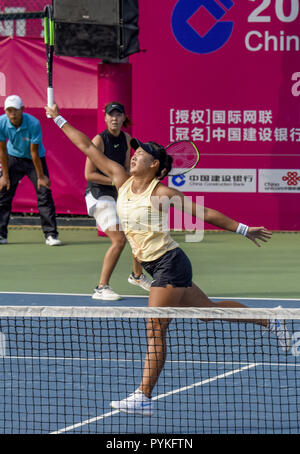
{"left": 0, "top": 305, "right": 300, "bottom": 434}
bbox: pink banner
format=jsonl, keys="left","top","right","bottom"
{"left": 0, "top": 37, "right": 99, "bottom": 215}
{"left": 129, "top": 1, "right": 300, "bottom": 230}
{"left": 0, "top": 37, "right": 98, "bottom": 108}
{"left": 9, "top": 108, "right": 97, "bottom": 215}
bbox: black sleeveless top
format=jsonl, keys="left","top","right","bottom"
{"left": 85, "top": 129, "right": 128, "bottom": 200}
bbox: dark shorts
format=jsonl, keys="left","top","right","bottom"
{"left": 142, "top": 248, "right": 193, "bottom": 288}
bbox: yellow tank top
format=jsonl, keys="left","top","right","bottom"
{"left": 117, "top": 176, "right": 178, "bottom": 262}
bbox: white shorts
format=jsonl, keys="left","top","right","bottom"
{"left": 85, "top": 192, "right": 120, "bottom": 232}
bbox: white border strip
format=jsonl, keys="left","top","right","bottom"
{"left": 0, "top": 305, "right": 300, "bottom": 319}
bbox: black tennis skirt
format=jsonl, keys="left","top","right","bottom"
{"left": 141, "top": 247, "right": 193, "bottom": 288}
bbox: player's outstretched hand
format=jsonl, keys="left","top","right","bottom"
{"left": 246, "top": 227, "right": 272, "bottom": 247}
{"left": 45, "top": 103, "right": 60, "bottom": 119}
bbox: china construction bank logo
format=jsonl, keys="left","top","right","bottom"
{"left": 282, "top": 171, "right": 300, "bottom": 186}
{"left": 172, "top": 174, "right": 186, "bottom": 186}
{"left": 171, "top": 0, "right": 235, "bottom": 54}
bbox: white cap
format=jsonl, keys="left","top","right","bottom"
{"left": 4, "top": 95, "right": 24, "bottom": 110}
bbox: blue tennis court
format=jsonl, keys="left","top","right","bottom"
{"left": 0, "top": 292, "right": 300, "bottom": 434}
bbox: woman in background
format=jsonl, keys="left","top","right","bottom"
{"left": 85, "top": 102, "right": 151, "bottom": 300}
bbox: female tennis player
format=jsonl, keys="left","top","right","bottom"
{"left": 46, "top": 104, "right": 290, "bottom": 416}
{"left": 85, "top": 102, "right": 151, "bottom": 300}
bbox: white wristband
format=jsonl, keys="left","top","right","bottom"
{"left": 54, "top": 115, "right": 67, "bottom": 128}
{"left": 236, "top": 223, "right": 249, "bottom": 236}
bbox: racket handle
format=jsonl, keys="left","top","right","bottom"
{"left": 47, "top": 87, "right": 54, "bottom": 118}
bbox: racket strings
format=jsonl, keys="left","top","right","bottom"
{"left": 166, "top": 141, "right": 199, "bottom": 175}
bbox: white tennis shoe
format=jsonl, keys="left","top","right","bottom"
{"left": 128, "top": 273, "right": 151, "bottom": 291}
{"left": 110, "top": 389, "right": 153, "bottom": 415}
{"left": 92, "top": 285, "right": 121, "bottom": 301}
{"left": 45, "top": 235, "right": 62, "bottom": 246}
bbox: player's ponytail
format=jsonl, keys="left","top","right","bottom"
{"left": 157, "top": 154, "right": 173, "bottom": 180}
{"left": 148, "top": 142, "right": 173, "bottom": 180}
{"left": 123, "top": 115, "right": 132, "bottom": 128}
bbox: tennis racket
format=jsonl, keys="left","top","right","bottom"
{"left": 165, "top": 140, "right": 200, "bottom": 176}
{"left": 44, "top": 5, "right": 55, "bottom": 117}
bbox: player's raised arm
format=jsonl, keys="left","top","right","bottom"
{"left": 45, "top": 104, "right": 129, "bottom": 190}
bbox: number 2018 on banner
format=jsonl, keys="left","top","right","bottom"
{"left": 248, "top": 0, "right": 299, "bottom": 23}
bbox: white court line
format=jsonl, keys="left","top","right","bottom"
{"left": 4, "top": 356, "right": 300, "bottom": 368}
{"left": 50, "top": 409, "right": 121, "bottom": 434}
{"left": 0, "top": 291, "right": 145, "bottom": 298}
{"left": 0, "top": 291, "right": 300, "bottom": 302}
{"left": 212, "top": 296, "right": 300, "bottom": 302}
{"left": 49, "top": 363, "right": 258, "bottom": 434}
